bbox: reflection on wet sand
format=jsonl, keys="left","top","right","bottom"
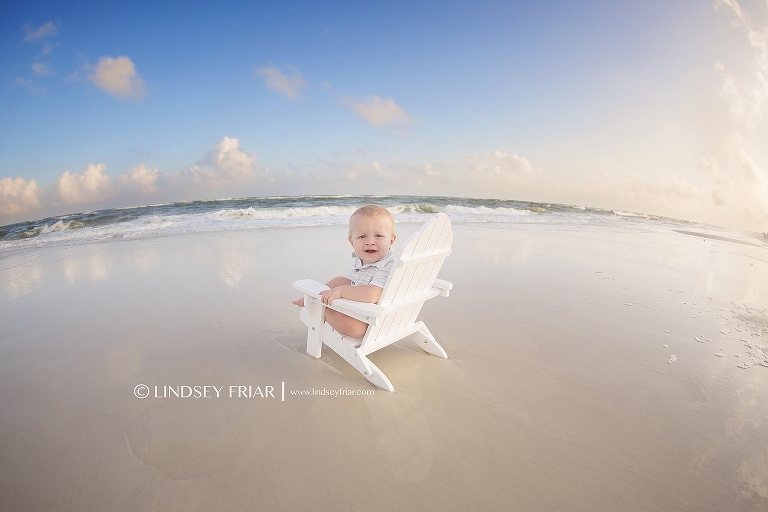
{"left": 213, "top": 237, "right": 254, "bottom": 289}
{"left": 131, "top": 248, "right": 162, "bottom": 271}
{"left": 62, "top": 247, "right": 109, "bottom": 283}
{"left": 1, "top": 255, "right": 42, "bottom": 299}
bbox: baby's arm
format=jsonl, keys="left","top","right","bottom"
{"left": 320, "top": 283, "right": 383, "bottom": 305}
{"left": 321, "top": 284, "right": 384, "bottom": 336}
{"left": 292, "top": 276, "right": 352, "bottom": 307}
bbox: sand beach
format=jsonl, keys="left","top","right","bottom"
{"left": 1, "top": 210, "right": 767, "bottom": 511}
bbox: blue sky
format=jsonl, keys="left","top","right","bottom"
{"left": 1, "top": 0, "right": 767, "bottom": 230}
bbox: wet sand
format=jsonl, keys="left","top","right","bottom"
{"left": 1, "top": 222, "right": 767, "bottom": 511}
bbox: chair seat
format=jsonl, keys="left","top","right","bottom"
{"left": 338, "top": 332, "right": 362, "bottom": 348}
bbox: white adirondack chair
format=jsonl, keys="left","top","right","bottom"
{"left": 293, "top": 212, "right": 454, "bottom": 391}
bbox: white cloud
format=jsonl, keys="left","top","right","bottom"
{"left": 0, "top": 137, "right": 278, "bottom": 224}
{"left": 14, "top": 77, "right": 47, "bottom": 96}
{"left": 626, "top": 173, "right": 701, "bottom": 203}
{"left": 254, "top": 66, "right": 307, "bottom": 100}
{"left": 733, "top": 147, "right": 762, "bottom": 183}
{"left": 118, "top": 164, "right": 160, "bottom": 194}
{"left": 183, "top": 137, "right": 269, "bottom": 189}
{"left": 458, "top": 152, "right": 715, "bottom": 220}
{"left": 467, "top": 151, "right": 539, "bottom": 185}
{"left": 55, "top": 164, "right": 113, "bottom": 205}
{"left": 698, "top": 156, "right": 719, "bottom": 177}
{"left": 87, "top": 56, "right": 145, "bottom": 100}
{"left": 338, "top": 160, "right": 397, "bottom": 183}
{"left": 484, "top": 151, "right": 768, "bottom": 231}
{"left": 715, "top": 0, "right": 768, "bottom": 125}
{"left": 31, "top": 62, "right": 52, "bottom": 76}
{"left": 0, "top": 177, "right": 40, "bottom": 215}
{"left": 698, "top": 2, "right": 768, "bottom": 229}
{"left": 698, "top": 143, "right": 768, "bottom": 223}
{"left": 23, "top": 21, "right": 58, "bottom": 43}
{"left": 341, "top": 95, "right": 412, "bottom": 126}
{"left": 64, "top": 71, "right": 82, "bottom": 83}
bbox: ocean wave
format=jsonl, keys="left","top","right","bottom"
{"left": 21, "top": 220, "right": 83, "bottom": 238}
{"left": 219, "top": 203, "right": 443, "bottom": 220}
{"left": 444, "top": 205, "right": 530, "bottom": 216}
{"left": 219, "top": 205, "right": 359, "bottom": 220}
{"left": 610, "top": 210, "right": 648, "bottom": 218}
{"left": 0, "top": 195, "right": 697, "bottom": 252}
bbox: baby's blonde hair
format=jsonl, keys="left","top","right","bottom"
{"left": 349, "top": 205, "right": 395, "bottom": 235}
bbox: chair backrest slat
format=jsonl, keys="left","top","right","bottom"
{"left": 395, "top": 303, "right": 419, "bottom": 333}
{"left": 401, "top": 302, "right": 422, "bottom": 331}
{"left": 410, "top": 215, "right": 441, "bottom": 258}
{"left": 404, "top": 258, "right": 435, "bottom": 297}
{"left": 423, "top": 214, "right": 450, "bottom": 253}
{"left": 390, "top": 266, "right": 414, "bottom": 302}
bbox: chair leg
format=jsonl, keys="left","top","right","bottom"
{"left": 321, "top": 323, "right": 395, "bottom": 392}
{"left": 302, "top": 296, "right": 324, "bottom": 358}
{"left": 406, "top": 322, "right": 448, "bottom": 359}
{"left": 363, "top": 358, "right": 394, "bottom": 391}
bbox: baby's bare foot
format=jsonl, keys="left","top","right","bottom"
{"left": 292, "top": 297, "right": 305, "bottom": 307}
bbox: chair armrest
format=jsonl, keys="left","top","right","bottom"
{"left": 293, "top": 279, "right": 388, "bottom": 325}
{"left": 433, "top": 279, "right": 453, "bottom": 297}
{"left": 330, "top": 298, "right": 388, "bottom": 322}
{"left": 293, "top": 279, "right": 329, "bottom": 298}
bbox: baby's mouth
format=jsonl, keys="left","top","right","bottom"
{"left": 365, "top": 249, "right": 377, "bottom": 253}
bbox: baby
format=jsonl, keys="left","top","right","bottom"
{"left": 292, "top": 205, "right": 396, "bottom": 338}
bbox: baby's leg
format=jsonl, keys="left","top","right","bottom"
{"left": 324, "top": 309, "right": 368, "bottom": 338}
{"left": 292, "top": 276, "right": 351, "bottom": 306}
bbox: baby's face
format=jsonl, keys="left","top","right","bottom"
{"left": 348, "top": 214, "right": 396, "bottom": 265}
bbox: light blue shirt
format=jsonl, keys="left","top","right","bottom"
{"left": 349, "top": 249, "right": 395, "bottom": 288}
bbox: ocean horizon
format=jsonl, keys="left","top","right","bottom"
{"left": 3, "top": 194, "right": 757, "bottom": 254}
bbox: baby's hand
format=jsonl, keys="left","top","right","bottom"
{"left": 319, "top": 287, "right": 344, "bottom": 305}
